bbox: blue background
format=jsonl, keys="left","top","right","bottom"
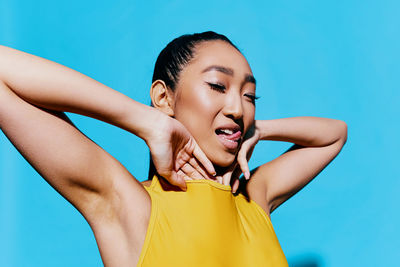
{"left": 1, "top": 1, "right": 399, "bottom": 266}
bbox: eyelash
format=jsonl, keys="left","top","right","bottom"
{"left": 244, "top": 94, "right": 260, "bottom": 103}
{"left": 206, "top": 82, "right": 260, "bottom": 103}
{"left": 207, "top": 82, "right": 226, "bottom": 92}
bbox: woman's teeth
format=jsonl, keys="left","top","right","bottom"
{"left": 216, "top": 129, "right": 242, "bottom": 141}
{"left": 220, "top": 129, "right": 234, "bottom": 135}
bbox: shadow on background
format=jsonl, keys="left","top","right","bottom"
{"left": 288, "top": 253, "right": 324, "bottom": 267}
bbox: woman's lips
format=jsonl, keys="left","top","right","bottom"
{"left": 216, "top": 130, "right": 242, "bottom": 150}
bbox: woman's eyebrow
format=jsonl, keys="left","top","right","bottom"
{"left": 202, "top": 65, "right": 256, "bottom": 85}
{"left": 245, "top": 74, "right": 256, "bottom": 85}
{"left": 202, "top": 65, "right": 234, "bottom": 76}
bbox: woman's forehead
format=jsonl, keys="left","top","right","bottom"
{"left": 190, "top": 41, "right": 253, "bottom": 75}
{"left": 175, "top": 41, "right": 257, "bottom": 92}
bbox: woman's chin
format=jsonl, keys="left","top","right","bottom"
{"left": 209, "top": 153, "right": 236, "bottom": 169}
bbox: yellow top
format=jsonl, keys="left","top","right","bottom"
{"left": 138, "top": 175, "right": 288, "bottom": 267}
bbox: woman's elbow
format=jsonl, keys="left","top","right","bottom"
{"left": 336, "top": 120, "right": 348, "bottom": 144}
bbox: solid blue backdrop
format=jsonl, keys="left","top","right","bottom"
{"left": 1, "top": 1, "right": 399, "bottom": 266}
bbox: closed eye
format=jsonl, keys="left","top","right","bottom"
{"left": 206, "top": 82, "right": 226, "bottom": 93}
{"left": 206, "top": 82, "right": 259, "bottom": 103}
{"left": 244, "top": 93, "right": 260, "bottom": 104}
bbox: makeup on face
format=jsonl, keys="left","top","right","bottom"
{"left": 172, "top": 41, "right": 257, "bottom": 168}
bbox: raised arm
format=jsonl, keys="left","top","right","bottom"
{"left": 0, "top": 45, "right": 215, "bottom": 219}
{"left": 0, "top": 45, "right": 150, "bottom": 216}
{"left": 0, "top": 45, "right": 219, "bottom": 264}
{"left": 237, "top": 117, "right": 347, "bottom": 215}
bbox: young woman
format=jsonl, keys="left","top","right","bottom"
{"left": 0, "top": 31, "right": 347, "bottom": 266}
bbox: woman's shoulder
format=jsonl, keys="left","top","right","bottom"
{"left": 237, "top": 176, "right": 271, "bottom": 218}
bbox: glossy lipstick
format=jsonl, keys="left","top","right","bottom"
{"left": 215, "top": 126, "right": 242, "bottom": 150}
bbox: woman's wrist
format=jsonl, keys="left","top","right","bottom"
{"left": 253, "top": 120, "right": 269, "bottom": 140}
{"left": 252, "top": 117, "right": 347, "bottom": 146}
{"left": 123, "top": 102, "right": 174, "bottom": 145}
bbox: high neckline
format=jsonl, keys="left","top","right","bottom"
{"left": 147, "top": 175, "right": 232, "bottom": 191}
{"left": 185, "top": 178, "right": 232, "bottom": 191}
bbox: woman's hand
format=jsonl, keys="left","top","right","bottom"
{"left": 232, "top": 121, "right": 261, "bottom": 189}
{"left": 215, "top": 121, "right": 260, "bottom": 193}
{"left": 145, "top": 113, "right": 217, "bottom": 191}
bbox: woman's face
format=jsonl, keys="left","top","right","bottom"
{"left": 171, "top": 40, "right": 256, "bottom": 169}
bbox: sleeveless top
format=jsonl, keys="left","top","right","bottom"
{"left": 137, "top": 175, "right": 288, "bottom": 267}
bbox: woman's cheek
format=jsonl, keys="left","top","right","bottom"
{"left": 195, "top": 87, "right": 218, "bottom": 110}
{"left": 243, "top": 104, "right": 255, "bottom": 127}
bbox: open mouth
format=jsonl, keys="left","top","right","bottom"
{"left": 215, "top": 126, "right": 242, "bottom": 150}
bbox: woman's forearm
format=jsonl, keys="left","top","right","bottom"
{"left": 255, "top": 117, "right": 347, "bottom": 147}
{"left": 0, "top": 45, "right": 159, "bottom": 141}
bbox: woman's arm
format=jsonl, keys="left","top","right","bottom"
{"left": 0, "top": 45, "right": 153, "bottom": 221}
{"left": 0, "top": 45, "right": 162, "bottom": 139}
{"left": 237, "top": 117, "right": 347, "bottom": 214}
{"left": 0, "top": 45, "right": 217, "bottom": 264}
{"left": 0, "top": 45, "right": 214, "bottom": 219}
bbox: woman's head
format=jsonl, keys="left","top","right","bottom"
{"left": 151, "top": 31, "right": 256, "bottom": 170}
{"left": 152, "top": 31, "right": 238, "bottom": 91}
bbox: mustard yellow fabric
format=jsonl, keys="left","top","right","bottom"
{"left": 138, "top": 175, "right": 288, "bottom": 267}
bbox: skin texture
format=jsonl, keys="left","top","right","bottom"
{"left": 0, "top": 41, "right": 347, "bottom": 267}
{"left": 170, "top": 41, "right": 256, "bottom": 168}
{"left": 151, "top": 40, "right": 257, "bottom": 188}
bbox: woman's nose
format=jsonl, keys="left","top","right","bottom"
{"left": 222, "top": 92, "right": 243, "bottom": 120}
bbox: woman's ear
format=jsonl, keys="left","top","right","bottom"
{"left": 150, "top": 80, "right": 175, "bottom": 116}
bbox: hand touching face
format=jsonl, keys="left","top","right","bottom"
{"left": 146, "top": 112, "right": 217, "bottom": 191}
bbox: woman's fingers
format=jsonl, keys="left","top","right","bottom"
{"left": 149, "top": 118, "right": 218, "bottom": 189}
{"left": 235, "top": 122, "right": 260, "bottom": 180}
{"left": 174, "top": 139, "right": 219, "bottom": 182}
{"left": 232, "top": 179, "right": 240, "bottom": 193}
{"left": 237, "top": 148, "right": 250, "bottom": 180}
{"left": 174, "top": 145, "right": 191, "bottom": 171}
{"left": 192, "top": 140, "right": 216, "bottom": 177}
{"left": 172, "top": 171, "right": 188, "bottom": 191}
{"left": 177, "top": 169, "right": 194, "bottom": 181}
{"left": 237, "top": 134, "right": 259, "bottom": 180}
{"left": 188, "top": 157, "right": 217, "bottom": 180}
{"left": 230, "top": 165, "right": 243, "bottom": 193}
{"left": 175, "top": 138, "right": 216, "bottom": 177}
{"left": 180, "top": 162, "right": 205, "bottom": 180}
{"left": 175, "top": 137, "right": 221, "bottom": 183}
{"left": 238, "top": 158, "right": 250, "bottom": 180}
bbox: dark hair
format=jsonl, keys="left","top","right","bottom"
{"left": 151, "top": 31, "right": 239, "bottom": 92}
